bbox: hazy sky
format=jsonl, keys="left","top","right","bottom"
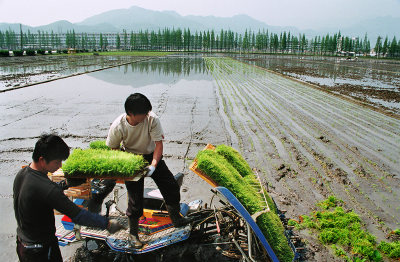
{"left": 0, "top": 0, "right": 399, "bottom": 30}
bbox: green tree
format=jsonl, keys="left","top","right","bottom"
{"left": 281, "top": 31, "right": 287, "bottom": 52}
{"left": 116, "top": 34, "right": 121, "bottom": 49}
{"left": 243, "top": 29, "right": 250, "bottom": 51}
{"left": 130, "top": 31, "right": 135, "bottom": 50}
{"left": 99, "top": 33, "right": 104, "bottom": 51}
{"left": 123, "top": 30, "right": 128, "bottom": 50}
{"left": 375, "top": 36, "right": 382, "bottom": 58}
{"left": 382, "top": 36, "right": 389, "bottom": 57}
{"left": 388, "top": 36, "right": 397, "bottom": 57}
{"left": 210, "top": 30, "right": 215, "bottom": 51}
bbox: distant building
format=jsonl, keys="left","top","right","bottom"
{"left": 370, "top": 49, "right": 377, "bottom": 57}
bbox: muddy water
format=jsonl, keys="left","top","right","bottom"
{"left": 0, "top": 54, "right": 229, "bottom": 261}
{"left": 232, "top": 54, "right": 400, "bottom": 115}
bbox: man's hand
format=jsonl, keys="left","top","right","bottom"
{"left": 144, "top": 165, "right": 156, "bottom": 177}
{"left": 66, "top": 178, "right": 86, "bottom": 187}
{"left": 107, "top": 219, "right": 127, "bottom": 234}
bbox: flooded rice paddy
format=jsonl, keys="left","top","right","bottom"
{"left": 1, "top": 53, "right": 399, "bottom": 261}
{"left": 234, "top": 54, "right": 400, "bottom": 115}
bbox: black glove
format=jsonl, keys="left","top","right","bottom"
{"left": 66, "top": 178, "right": 87, "bottom": 188}
{"left": 107, "top": 219, "right": 127, "bottom": 234}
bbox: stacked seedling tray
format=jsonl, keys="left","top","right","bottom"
{"left": 190, "top": 144, "right": 295, "bottom": 262}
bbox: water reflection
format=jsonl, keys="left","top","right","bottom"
{"left": 88, "top": 56, "right": 211, "bottom": 87}
{"left": 0, "top": 56, "right": 132, "bottom": 76}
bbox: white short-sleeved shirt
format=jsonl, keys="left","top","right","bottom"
{"left": 106, "top": 111, "right": 164, "bottom": 155}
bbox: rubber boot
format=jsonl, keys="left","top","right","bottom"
{"left": 128, "top": 217, "right": 143, "bottom": 249}
{"left": 87, "top": 179, "right": 116, "bottom": 213}
{"left": 166, "top": 204, "right": 194, "bottom": 228}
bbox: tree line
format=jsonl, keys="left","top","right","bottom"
{"left": 0, "top": 28, "right": 399, "bottom": 58}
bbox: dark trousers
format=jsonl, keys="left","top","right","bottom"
{"left": 125, "top": 153, "right": 180, "bottom": 219}
{"left": 16, "top": 237, "right": 62, "bottom": 262}
{"left": 87, "top": 179, "right": 117, "bottom": 213}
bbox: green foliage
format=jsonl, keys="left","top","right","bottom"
{"left": 317, "top": 195, "right": 343, "bottom": 209}
{"left": 89, "top": 140, "right": 110, "bottom": 150}
{"left": 302, "top": 215, "right": 318, "bottom": 229}
{"left": 257, "top": 212, "right": 294, "bottom": 262}
{"left": 215, "top": 144, "right": 253, "bottom": 177}
{"left": 319, "top": 228, "right": 341, "bottom": 244}
{"left": 26, "top": 50, "right": 35, "bottom": 56}
{"left": 0, "top": 50, "right": 9, "bottom": 57}
{"left": 243, "top": 175, "right": 277, "bottom": 213}
{"left": 288, "top": 219, "right": 299, "bottom": 227}
{"left": 195, "top": 147, "right": 294, "bottom": 262}
{"left": 331, "top": 244, "right": 348, "bottom": 258}
{"left": 64, "top": 51, "right": 174, "bottom": 56}
{"left": 13, "top": 50, "right": 23, "bottom": 56}
{"left": 2, "top": 26, "right": 400, "bottom": 57}
{"left": 62, "top": 148, "right": 147, "bottom": 178}
{"left": 196, "top": 150, "right": 263, "bottom": 214}
{"left": 378, "top": 241, "right": 400, "bottom": 258}
{"left": 296, "top": 196, "right": 400, "bottom": 261}
{"left": 315, "top": 207, "right": 379, "bottom": 260}
{"left": 352, "top": 239, "right": 382, "bottom": 261}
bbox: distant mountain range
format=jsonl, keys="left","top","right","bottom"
{"left": 0, "top": 6, "right": 398, "bottom": 44}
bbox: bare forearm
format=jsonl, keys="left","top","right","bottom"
{"left": 151, "top": 141, "right": 163, "bottom": 167}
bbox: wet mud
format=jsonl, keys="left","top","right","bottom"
{"left": 2, "top": 54, "right": 399, "bottom": 261}
{"left": 234, "top": 54, "right": 400, "bottom": 116}
{"left": 205, "top": 56, "right": 400, "bottom": 261}
{"left": 0, "top": 55, "right": 229, "bottom": 261}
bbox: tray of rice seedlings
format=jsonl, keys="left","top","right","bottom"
{"left": 214, "top": 144, "right": 253, "bottom": 177}
{"left": 190, "top": 144, "right": 294, "bottom": 262}
{"left": 189, "top": 144, "right": 220, "bottom": 187}
{"left": 62, "top": 148, "right": 148, "bottom": 181}
{"left": 89, "top": 140, "right": 110, "bottom": 150}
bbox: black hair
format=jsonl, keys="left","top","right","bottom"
{"left": 124, "top": 93, "right": 152, "bottom": 115}
{"left": 32, "top": 134, "right": 70, "bottom": 163}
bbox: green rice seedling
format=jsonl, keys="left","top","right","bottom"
{"left": 256, "top": 212, "right": 296, "bottom": 262}
{"left": 317, "top": 195, "right": 343, "bottom": 210}
{"left": 62, "top": 148, "right": 147, "bottom": 178}
{"left": 296, "top": 196, "right": 400, "bottom": 261}
{"left": 331, "top": 244, "right": 350, "bottom": 260}
{"left": 196, "top": 149, "right": 263, "bottom": 214}
{"left": 378, "top": 241, "right": 400, "bottom": 258}
{"left": 89, "top": 140, "right": 110, "bottom": 150}
{"left": 243, "top": 174, "right": 277, "bottom": 213}
{"left": 215, "top": 144, "right": 253, "bottom": 177}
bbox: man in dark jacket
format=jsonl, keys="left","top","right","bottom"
{"left": 13, "top": 134, "right": 125, "bottom": 262}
